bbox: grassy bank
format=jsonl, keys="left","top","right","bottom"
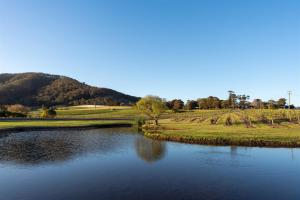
{"left": 0, "top": 106, "right": 137, "bottom": 132}
{"left": 143, "top": 109, "right": 300, "bottom": 147}
{"left": 144, "top": 118, "right": 300, "bottom": 147}
{"left": 0, "top": 120, "right": 133, "bottom": 131}
{"left": 5, "top": 106, "right": 300, "bottom": 147}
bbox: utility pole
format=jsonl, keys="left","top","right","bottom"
{"left": 288, "top": 91, "right": 292, "bottom": 109}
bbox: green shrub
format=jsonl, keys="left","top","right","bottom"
{"left": 40, "top": 108, "right": 57, "bottom": 118}
{"left": 210, "top": 117, "right": 218, "bottom": 125}
{"left": 0, "top": 110, "right": 6, "bottom": 117}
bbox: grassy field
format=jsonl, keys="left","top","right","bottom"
{"left": 144, "top": 119, "right": 300, "bottom": 147}
{"left": 3, "top": 106, "right": 300, "bottom": 147}
{"left": 0, "top": 106, "right": 137, "bottom": 131}
{"left": 29, "top": 105, "right": 141, "bottom": 119}
{"left": 144, "top": 109, "right": 300, "bottom": 147}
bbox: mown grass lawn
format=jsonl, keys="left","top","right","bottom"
{"left": 29, "top": 106, "right": 141, "bottom": 119}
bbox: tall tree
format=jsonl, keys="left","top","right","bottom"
{"left": 172, "top": 99, "right": 184, "bottom": 111}
{"left": 251, "top": 99, "right": 264, "bottom": 109}
{"left": 197, "top": 98, "right": 209, "bottom": 109}
{"left": 277, "top": 98, "right": 287, "bottom": 109}
{"left": 221, "top": 100, "right": 230, "bottom": 109}
{"left": 197, "top": 97, "right": 220, "bottom": 109}
{"left": 267, "top": 100, "right": 277, "bottom": 109}
{"left": 185, "top": 100, "right": 198, "bottom": 110}
{"left": 207, "top": 96, "right": 221, "bottom": 109}
{"left": 166, "top": 99, "right": 184, "bottom": 111}
{"left": 237, "top": 95, "right": 250, "bottom": 109}
{"left": 228, "top": 90, "right": 237, "bottom": 109}
{"left": 136, "top": 95, "right": 167, "bottom": 125}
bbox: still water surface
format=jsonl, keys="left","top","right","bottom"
{"left": 0, "top": 128, "right": 299, "bottom": 200}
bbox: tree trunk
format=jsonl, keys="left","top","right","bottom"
{"left": 154, "top": 119, "right": 158, "bottom": 126}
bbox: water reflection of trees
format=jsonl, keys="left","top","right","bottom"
{"left": 135, "top": 137, "right": 166, "bottom": 163}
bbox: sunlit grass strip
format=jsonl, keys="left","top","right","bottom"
{"left": 144, "top": 131, "right": 300, "bottom": 148}
{"left": 29, "top": 107, "right": 141, "bottom": 119}
{"left": 0, "top": 120, "right": 133, "bottom": 129}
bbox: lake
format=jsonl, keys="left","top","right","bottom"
{"left": 0, "top": 128, "right": 299, "bottom": 200}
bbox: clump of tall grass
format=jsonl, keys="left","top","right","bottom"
{"left": 225, "top": 114, "right": 233, "bottom": 126}
{"left": 296, "top": 111, "right": 300, "bottom": 124}
{"left": 266, "top": 111, "right": 275, "bottom": 126}
{"left": 288, "top": 110, "right": 300, "bottom": 124}
{"left": 210, "top": 116, "right": 218, "bottom": 125}
{"left": 240, "top": 111, "right": 254, "bottom": 128}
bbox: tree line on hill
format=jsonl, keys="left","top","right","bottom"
{"left": 0, "top": 89, "right": 296, "bottom": 119}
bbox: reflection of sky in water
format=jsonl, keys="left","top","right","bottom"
{"left": 0, "top": 128, "right": 299, "bottom": 200}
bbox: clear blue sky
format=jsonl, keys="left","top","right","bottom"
{"left": 0, "top": 0, "right": 299, "bottom": 105}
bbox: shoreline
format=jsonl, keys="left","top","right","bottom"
{"left": 1, "top": 123, "right": 299, "bottom": 148}
{"left": 144, "top": 131, "right": 300, "bottom": 148}
{"left": 1, "top": 118, "right": 300, "bottom": 148}
{"left": 0, "top": 117, "right": 132, "bottom": 121}
{"left": 0, "top": 123, "right": 133, "bottom": 134}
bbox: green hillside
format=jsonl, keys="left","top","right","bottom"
{"left": 0, "top": 72, "right": 139, "bottom": 106}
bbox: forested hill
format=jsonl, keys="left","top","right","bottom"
{"left": 0, "top": 73, "right": 139, "bottom": 107}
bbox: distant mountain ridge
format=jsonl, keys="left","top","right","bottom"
{"left": 0, "top": 72, "right": 139, "bottom": 107}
